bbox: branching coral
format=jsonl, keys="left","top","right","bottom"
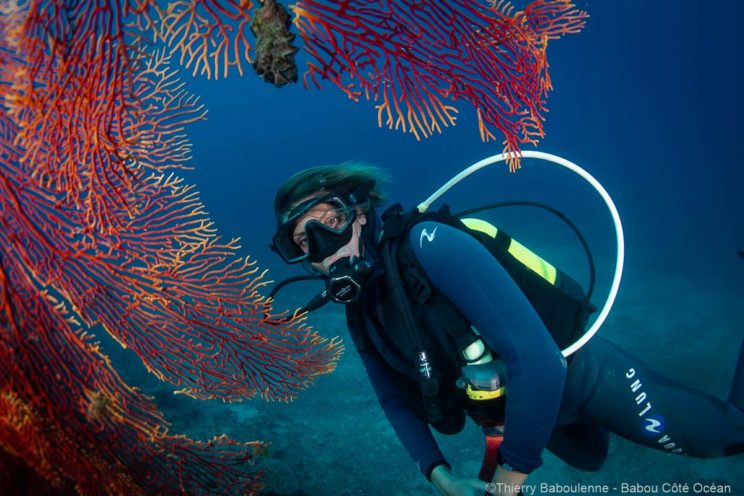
{"left": 0, "top": 1, "right": 339, "bottom": 493}
{"left": 293, "top": 0, "right": 587, "bottom": 169}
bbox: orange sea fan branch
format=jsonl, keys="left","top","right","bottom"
{"left": 0, "top": 264, "right": 265, "bottom": 495}
{"left": 1, "top": 1, "right": 341, "bottom": 493}
{"left": 3, "top": 1, "right": 341, "bottom": 401}
{"left": 157, "top": 0, "right": 255, "bottom": 79}
{"left": 293, "top": 0, "right": 587, "bottom": 170}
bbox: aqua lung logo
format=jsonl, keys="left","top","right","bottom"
{"left": 642, "top": 414, "right": 665, "bottom": 436}
{"left": 626, "top": 368, "right": 684, "bottom": 454}
{"left": 335, "top": 284, "right": 352, "bottom": 299}
{"left": 419, "top": 226, "right": 438, "bottom": 248}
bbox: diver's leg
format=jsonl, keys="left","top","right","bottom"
{"left": 566, "top": 336, "right": 744, "bottom": 457}
{"left": 545, "top": 422, "right": 609, "bottom": 471}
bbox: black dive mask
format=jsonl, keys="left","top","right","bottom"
{"left": 271, "top": 181, "right": 374, "bottom": 265}
{"left": 271, "top": 193, "right": 356, "bottom": 264}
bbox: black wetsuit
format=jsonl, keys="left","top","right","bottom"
{"left": 350, "top": 220, "right": 744, "bottom": 479}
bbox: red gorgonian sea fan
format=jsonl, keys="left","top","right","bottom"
{"left": 1, "top": 1, "right": 340, "bottom": 494}
{"left": 293, "top": 0, "right": 587, "bottom": 170}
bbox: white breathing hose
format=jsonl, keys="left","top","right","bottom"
{"left": 417, "top": 151, "right": 624, "bottom": 357}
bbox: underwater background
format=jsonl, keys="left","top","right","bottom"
{"left": 100, "top": 1, "right": 744, "bottom": 494}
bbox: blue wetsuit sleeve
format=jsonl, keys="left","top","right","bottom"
{"left": 409, "top": 221, "right": 567, "bottom": 473}
{"left": 357, "top": 346, "right": 449, "bottom": 480}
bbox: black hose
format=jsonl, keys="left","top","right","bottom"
{"left": 264, "top": 274, "right": 327, "bottom": 323}
{"left": 266, "top": 274, "right": 325, "bottom": 301}
{"left": 381, "top": 238, "right": 425, "bottom": 361}
{"left": 380, "top": 236, "right": 441, "bottom": 420}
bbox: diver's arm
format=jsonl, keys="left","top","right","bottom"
{"left": 430, "top": 464, "right": 525, "bottom": 496}
{"left": 491, "top": 465, "right": 528, "bottom": 495}
{"left": 409, "top": 221, "right": 567, "bottom": 476}
{"left": 357, "top": 347, "right": 450, "bottom": 481}
{"left": 431, "top": 464, "right": 490, "bottom": 496}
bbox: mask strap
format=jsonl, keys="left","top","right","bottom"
{"left": 347, "top": 179, "right": 376, "bottom": 205}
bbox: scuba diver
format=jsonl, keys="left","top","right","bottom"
{"left": 268, "top": 162, "right": 744, "bottom": 496}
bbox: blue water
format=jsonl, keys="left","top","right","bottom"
{"left": 109, "top": 1, "right": 744, "bottom": 494}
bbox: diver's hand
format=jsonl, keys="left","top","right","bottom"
{"left": 430, "top": 465, "right": 489, "bottom": 496}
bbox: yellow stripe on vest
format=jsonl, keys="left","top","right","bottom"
{"left": 461, "top": 217, "right": 557, "bottom": 285}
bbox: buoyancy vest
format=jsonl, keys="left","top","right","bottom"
{"left": 346, "top": 204, "right": 595, "bottom": 432}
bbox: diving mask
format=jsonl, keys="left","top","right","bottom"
{"left": 271, "top": 193, "right": 358, "bottom": 264}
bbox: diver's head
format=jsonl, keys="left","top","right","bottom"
{"left": 271, "top": 162, "right": 388, "bottom": 275}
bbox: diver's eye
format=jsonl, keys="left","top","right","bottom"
{"left": 326, "top": 214, "right": 341, "bottom": 228}
{"left": 323, "top": 210, "right": 348, "bottom": 229}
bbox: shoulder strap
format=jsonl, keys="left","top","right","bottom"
{"left": 383, "top": 204, "right": 482, "bottom": 359}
